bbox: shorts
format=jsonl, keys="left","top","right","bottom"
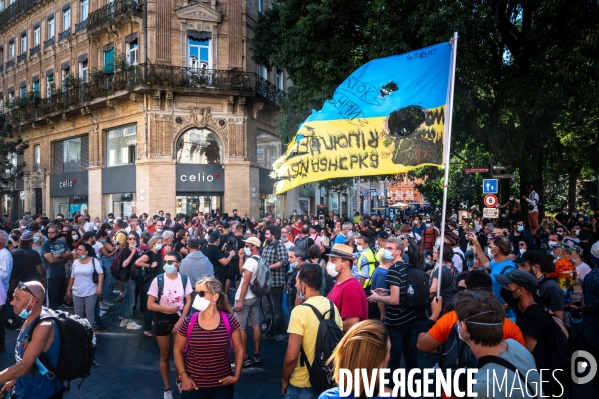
{"left": 154, "top": 312, "right": 180, "bottom": 336}
{"left": 234, "top": 297, "right": 259, "bottom": 329}
{"left": 227, "top": 258, "right": 241, "bottom": 282}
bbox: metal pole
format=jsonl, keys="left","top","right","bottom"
{"left": 436, "top": 32, "right": 458, "bottom": 298}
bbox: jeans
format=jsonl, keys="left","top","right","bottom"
{"left": 138, "top": 279, "right": 154, "bottom": 331}
{"left": 101, "top": 264, "right": 115, "bottom": 300}
{"left": 119, "top": 279, "right": 136, "bottom": 320}
{"left": 261, "top": 286, "right": 286, "bottom": 335}
{"left": 387, "top": 320, "right": 419, "bottom": 372}
{"left": 73, "top": 294, "right": 97, "bottom": 330}
{"left": 46, "top": 277, "right": 66, "bottom": 310}
{"left": 182, "top": 384, "right": 234, "bottom": 399}
{"left": 285, "top": 384, "right": 316, "bottom": 399}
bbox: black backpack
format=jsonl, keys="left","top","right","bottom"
{"left": 405, "top": 236, "right": 420, "bottom": 267}
{"left": 29, "top": 308, "right": 97, "bottom": 390}
{"left": 299, "top": 301, "right": 343, "bottom": 394}
{"left": 406, "top": 264, "right": 431, "bottom": 311}
{"left": 294, "top": 236, "right": 312, "bottom": 254}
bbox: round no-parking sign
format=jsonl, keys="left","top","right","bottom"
{"left": 484, "top": 194, "right": 498, "bottom": 207}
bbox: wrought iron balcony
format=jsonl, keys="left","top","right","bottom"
{"left": 0, "top": 0, "right": 48, "bottom": 32}
{"left": 29, "top": 45, "right": 40, "bottom": 57}
{"left": 75, "top": 20, "right": 88, "bottom": 33}
{"left": 5, "top": 60, "right": 14, "bottom": 70}
{"left": 88, "top": 0, "right": 142, "bottom": 34}
{"left": 0, "top": 64, "right": 283, "bottom": 126}
{"left": 17, "top": 53, "right": 26, "bottom": 63}
{"left": 43, "top": 37, "right": 54, "bottom": 49}
{"left": 58, "top": 29, "right": 70, "bottom": 42}
{"left": 0, "top": 65, "right": 3, "bottom": 73}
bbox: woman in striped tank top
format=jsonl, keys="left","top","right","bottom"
{"left": 174, "top": 277, "right": 244, "bottom": 399}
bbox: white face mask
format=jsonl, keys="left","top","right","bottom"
{"left": 289, "top": 261, "right": 299, "bottom": 269}
{"left": 326, "top": 262, "right": 339, "bottom": 278}
{"left": 192, "top": 295, "right": 211, "bottom": 312}
{"left": 356, "top": 245, "right": 364, "bottom": 252}
{"left": 519, "top": 248, "right": 526, "bottom": 254}
{"left": 244, "top": 247, "right": 252, "bottom": 257}
{"left": 575, "top": 230, "right": 580, "bottom": 236}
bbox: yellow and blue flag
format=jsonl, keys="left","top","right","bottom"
{"left": 272, "top": 42, "right": 453, "bottom": 194}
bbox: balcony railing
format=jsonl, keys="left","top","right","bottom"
{"left": 29, "top": 44, "right": 40, "bottom": 56}
{"left": 0, "top": 0, "right": 47, "bottom": 32}
{"left": 0, "top": 64, "right": 283, "bottom": 126}
{"left": 0, "top": 65, "right": 3, "bottom": 73}
{"left": 75, "top": 20, "right": 88, "bottom": 33}
{"left": 58, "top": 28, "right": 70, "bottom": 42}
{"left": 5, "top": 59, "right": 14, "bottom": 70}
{"left": 43, "top": 37, "right": 54, "bottom": 49}
{"left": 17, "top": 53, "right": 26, "bottom": 63}
{"left": 88, "top": 0, "right": 142, "bottom": 33}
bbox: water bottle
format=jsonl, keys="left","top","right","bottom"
{"left": 407, "top": 284, "right": 415, "bottom": 308}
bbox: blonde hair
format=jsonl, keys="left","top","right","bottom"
{"left": 195, "top": 277, "right": 233, "bottom": 314}
{"left": 148, "top": 236, "right": 161, "bottom": 247}
{"left": 327, "top": 320, "right": 389, "bottom": 397}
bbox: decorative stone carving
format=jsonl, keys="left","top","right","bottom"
{"left": 171, "top": 106, "right": 229, "bottom": 158}
{"left": 62, "top": 113, "right": 75, "bottom": 129}
{"left": 227, "top": 96, "right": 234, "bottom": 113}
{"left": 238, "top": 96, "right": 246, "bottom": 114}
{"left": 130, "top": 93, "right": 146, "bottom": 112}
{"left": 153, "top": 90, "right": 161, "bottom": 110}
{"left": 81, "top": 107, "right": 98, "bottom": 124}
{"left": 165, "top": 91, "right": 173, "bottom": 111}
{"left": 106, "top": 100, "right": 120, "bottom": 117}
{"left": 46, "top": 118, "right": 58, "bottom": 133}
{"left": 253, "top": 101, "right": 265, "bottom": 119}
{"left": 176, "top": 2, "right": 223, "bottom": 22}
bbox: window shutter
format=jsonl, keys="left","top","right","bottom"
{"left": 53, "top": 141, "right": 63, "bottom": 174}
{"left": 81, "top": 135, "right": 89, "bottom": 169}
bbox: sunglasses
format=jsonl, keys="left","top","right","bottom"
{"left": 127, "top": 238, "right": 136, "bottom": 241}
{"left": 196, "top": 290, "right": 210, "bottom": 297}
{"left": 518, "top": 243, "right": 526, "bottom": 247}
{"left": 18, "top": 281, "right": 36, "bottom": 297}
{"left": 165, "top": 260, "right": 179, "bottom": 265}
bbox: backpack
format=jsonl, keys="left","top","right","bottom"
{"left": 299, "top": 301, "right": 344, "bottom": 394}
{"left": 438, "top": 321, "right": 477, "bottom": 371}
{"left": 29, "top": 308, "right": 97, "bottom": 391}
{"left": 249, "top": 256, "right": 272, "bottom": 296}
{"left": 156, "top": 273, "right": 189, "bottom": 304}
{"left": 294, "top": 236, "right": 312, "bottom": 253}
{"left": 477, "top": 356, "right": 538, "bottom": 398}
{"left": 406, "top": 264, "right": 431, "bottom": 311}
{"left": 405, "top": 236, "right": 420, "bottom": 268}
{"left": 110, "top": 231, "right": 127, "bottom": 274}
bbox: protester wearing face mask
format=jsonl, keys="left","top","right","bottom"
{"left": 284, "top": 247, "right": 306, "bottom": 317}
{"left": 565, "top": 246, "right": 592, "bottom": 312}
{"left": 515, "top": 250, "right": 564, "bottom": 321}
{"left": 419, "top": 219, "right": 439, "bottom": 269}
{"left": 325, "top": 244, "right": 368, "bottom": 333}
{"left": 174, "top": 277, "right": 243, "bottom": 399}
{"left": 368, "top": 243, "right": 395, "bottom": 321}
{"left": 66, "top": 243, "right": 104, "bottom": 332}
{"left": 0, "top": 282, "right": 65, "bottom": 397}
{"left": 41, "top": 224, "right": 72, "bottom": 310}
{"left": 454, "top": 290, "right": 543, "bottom": 399}
{"left": 233, "top": 237, "right": 263, "bottom": 367}
{"left": 136, "top": 236, "right": 164, "bottom": 335}
{"left": 469, "top": 235, "right": 515, "bottom": 302}
{"left": 496, "top": 269, "right": 570, "bottom": 397}
{"left": 282, "top": 264, "right": 342, "bottom": 399}
{"left": 147, "top": 251, "right": 193, "bottom": 399}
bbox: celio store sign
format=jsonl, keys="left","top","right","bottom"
{"left": 176, "top": 164, "right": 225, "bottom": 192}
{"left": 50, "top": 171, "right": 89, "bottom": 197}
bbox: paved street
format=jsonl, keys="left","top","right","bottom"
{"left": 0, "top": 295, "right": 597, "bottom": 399}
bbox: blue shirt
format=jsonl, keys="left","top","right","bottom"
{"left": 371, "top": 267, "right": 389, "bottom": 291}
{"left": 41, "top": 240, "right": 69, "bottom": 278}
{"left": 334, "top": 233, "right": 347, "bottom": 245}
{"left": 319, "top": 386, "right": 390, "bottom": 399}
{"left": 15, "top": 318, "right": 64, "bottom": 398}
{"left": 489, "top": 259, "right": 516, "bottom": 303}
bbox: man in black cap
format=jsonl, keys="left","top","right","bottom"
{"left": 514, "top": 250, "right": 564, "bottom": 321}
{"left": 201, "top": 229, "right": 235, "bottom": 287}
{"left": 9, "top": 232, "right": 44, "bottom": 291}
{"left": 496, "top": 269, "right": 570, "bottom": 397}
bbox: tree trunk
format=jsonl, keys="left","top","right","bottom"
{"left": 567, "top": 168, "right": 581, "bottom": 218}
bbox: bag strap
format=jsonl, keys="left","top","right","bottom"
{"left": 184, "top": 312, "right": 200, "bottom": 355}
{"left": 156, "top": 273, "right": 164, "bottom": 303}
{"left": 220, "top": 311, "right": 233, "bottom": 349}
{"left": 477, "top": 355, "right": 536, "bottom": 398}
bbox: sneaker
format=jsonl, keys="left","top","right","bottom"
{"left": 262, "top": 333, "right": 276, "bottom": 340}
{"left": 114, "top": 296, "right": 125, "bottom": 303}
{"left": 99, "top": 302, "right": 110, "bottom": 311}
{"left": 243, "top": 357, "right": 252, "bottom": 367}
{"left": 253, "top": 353, "right": 262, "bottom": 364}
{"left": 261, "top": 323, "right": 268, "bottom": 331}
{"left": 102, "top": 301, "right": 114, "bottom": 307}
{"left": 93, "top": 325, "right": 110, "bottom": 333}
{"left": 164, "top": 390, "right": 174, "bottom": 399}
{"left": 275, "top": 334, "right": 288, "bottom": 342}
{"left": 99, "top": 310, "right": 106, "bottom": 317}
{"left": 119, "top": 319, "right": 128, "bottom": 328}
{"left": 126, "top": 320, "right": 142, "bottom": 330}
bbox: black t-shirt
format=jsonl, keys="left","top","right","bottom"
{"left": 384, "top": 262, "right": 418, "bottom": 326}
{"left": 537, "top": 276, "right": 564, "bottom": 312}
{"left": 518, "top": 304, "right": 555, "bottom": 369}
{"left": 201, "top": 243, "right": 226, "bottom": 269}
{"left": 174, "top": 241, "right": 187, "bottom": 254}
{"left": 10, "top": 247, "right": 44, "bottom": 285}
{"left": 172, "top": 223, "right": 185, "bottom": 236}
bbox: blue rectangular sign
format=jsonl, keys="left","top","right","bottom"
{"left": 483, "top": 179, "right": 498, "bottom": 194}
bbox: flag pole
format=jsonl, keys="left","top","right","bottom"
{"left": 436, "top": 32, "right": 459, "bottom": 298}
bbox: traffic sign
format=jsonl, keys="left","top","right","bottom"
{"left": 493, "top": 174, "right": 515, "bottom": 179}
{"left": 482, "top": 179, "right": 498, "bottom": 194}
{"left": 483, "top": 207, "right": 499, "bottom": 218}
{"left": 492, "top": 166, "right": 507, "bottom": 170}
{"left": 465, "top": 168, "right": 489, "bottom": 173}
{"left": 484, "top": 194, "right": 499, "bottom": 207}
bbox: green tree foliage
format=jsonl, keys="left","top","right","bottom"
{"left": 253, "top": 0, "right": 599, "bottom": 201}
{"left": 0, "top": 115, "right": 28, "bottom": 197}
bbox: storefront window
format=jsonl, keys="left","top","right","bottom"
{"left": 63, "top": 137, "right": 81, "bottom": 173}
{"left": 259, "top": 193, "right": 284, "bottom": 219}
{"left": 105, "top": 193, "right": 135, "bottom": 218}
{"left": 176, "top": 195, "right": 221, "bottom": 215}
{"left": 106, "top": 124, "right": 137, "bottom": 167}
{"left": 53, "top": 195, "right": 87, "bottom": 218}
{"left": 176, "top": 128, "right": 222, "bottom": 164}
{"left": 256, "top": 130, "right": 281, "bottom": 169}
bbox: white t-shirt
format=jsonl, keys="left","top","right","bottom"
{"left": 148, "top": 273, "right": 193, "bottom": 316}
{"left": 452, "top": 247, "right": 465, "bottom": 273}
{"left": 236, "top": 256, "right": 259, "bottom": 301}
{"left": 71, "top": 258, "right": 104, "bottom": 297}
{"left": 92, "top": 242, "right": 103, "bottom": 260}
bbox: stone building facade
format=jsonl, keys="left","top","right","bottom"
{"left": 0, "top": 0, "right": 287, "bottom": 219}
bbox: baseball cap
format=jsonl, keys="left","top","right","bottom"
{"left": 208, "top": 230, "right": 221, "bottom": 243}
{"left": 82, "top": 231, "right": 96, "bottom": 241}
{"left": 495, "top": 269, "right": 539, "bottom": 293}
{"left": 243, "top": 237, "right": 261, "bottom": 247}
{"left": 377, "top": 230, "right": 389, "bottom": 239}
{"left": 514, "top": 250, "right": 546, "bottom": 266}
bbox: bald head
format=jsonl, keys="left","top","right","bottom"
{"left": 17, "top": 281, "right": 45, "bottom": 301}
